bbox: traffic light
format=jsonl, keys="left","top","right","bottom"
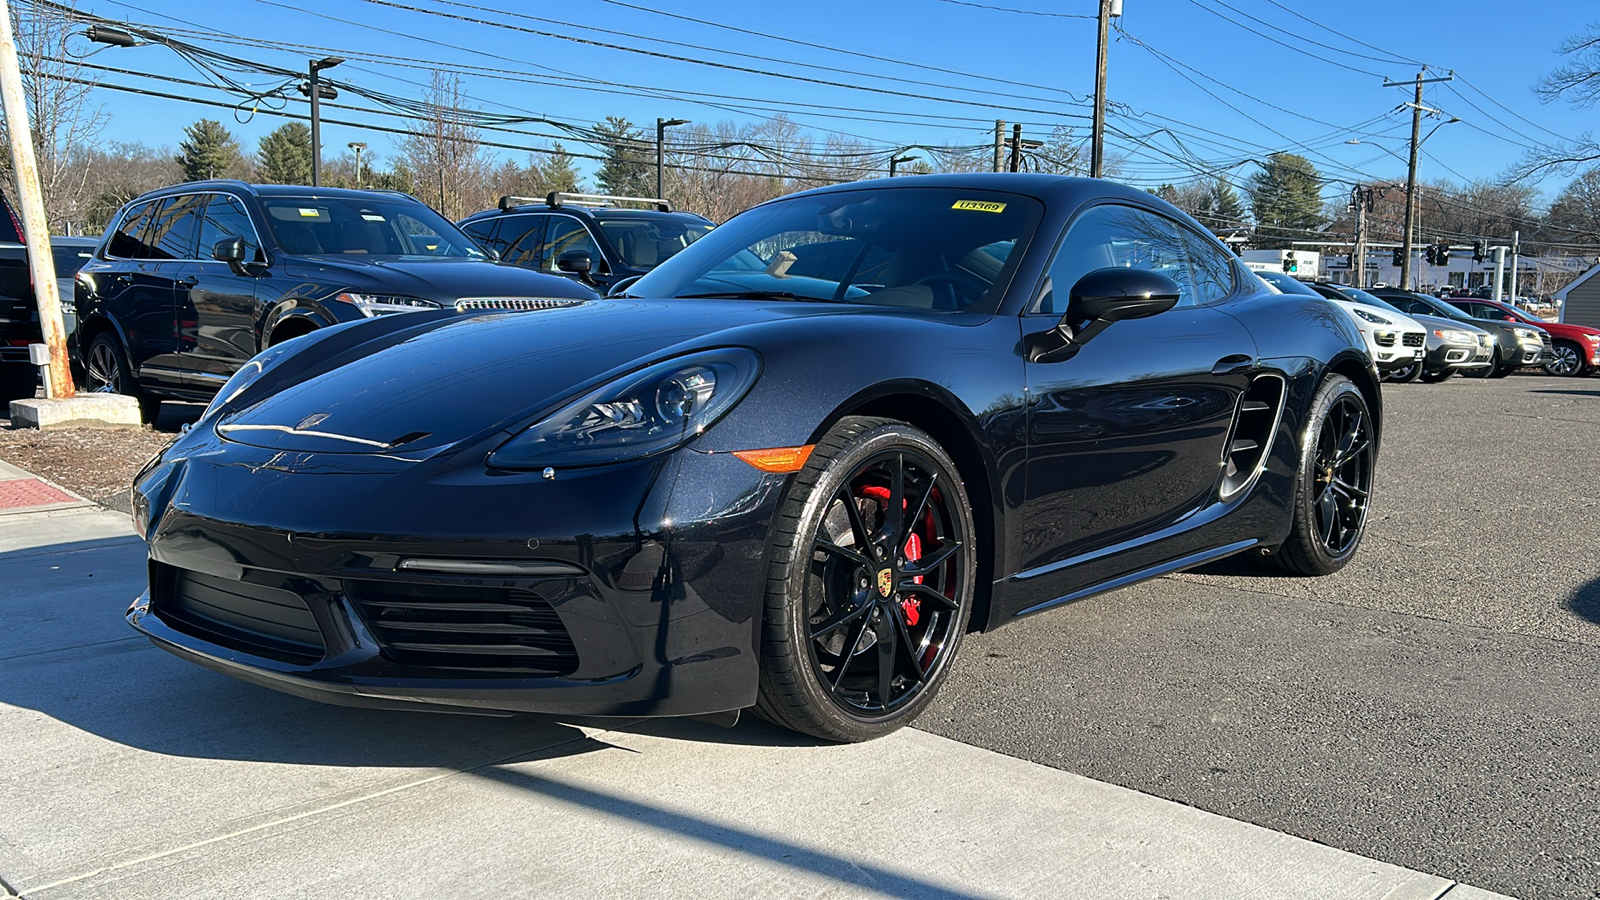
{"left": 1424, "top": 244, "right": 1437, "bottom": 265}
{"left": 1392, "top": 247, "right": 1404, "bottom": 266}
{"left": 1473, "top": 240, "right": 1486, "bottom": 262}
{"left": 1436, "top": 243, "right": 1450, "bottom": 264}
{"left": 1283, "top": 251, "right": 1297, "bottom": 274}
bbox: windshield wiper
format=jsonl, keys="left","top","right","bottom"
{"left": 677, "top": 290, "right": 840, "bottom": 303}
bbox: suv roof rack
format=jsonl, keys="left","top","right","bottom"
{"left": 498, "top": 192, "right": 673, "bottom": 213}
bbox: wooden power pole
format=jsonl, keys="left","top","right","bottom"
{"left": 0, "top": 0, "right": 72, "bottom": 399}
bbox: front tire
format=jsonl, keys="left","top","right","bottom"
{"left": 1418, "top": 367, "right": 1454, "bottom": 383}
{"left": 1383, "top": 359, "right": 1422, "bottom": 383}
{"left": 1545, "top": 340, "right": 1587, "bottom": 377}
{"left": 1261, "top": 375, "right": 1374, "bottom": 576}
{"left": 755, "top": 416, "right": 976, "bottom": 742}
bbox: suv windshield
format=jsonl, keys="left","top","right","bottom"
{"left": 596, "top": 217, "right": 714, "bottom": 269}
{"left": 260, "top": 195, "right": 485, "bottom": 259}
{"left": 629, "top": 187, "right": 1043, "bottom": 313}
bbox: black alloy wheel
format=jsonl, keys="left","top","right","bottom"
{"left": 756, "top": 416, "right": 975, "bottom": 742}
{"left": 1261, "top": 375, "right": 1374, "bottom": 576}
{"left": 1545, "top": 341, "right": 1585, "bottom": 377}
{"left": 84, "top": 332, "right": 160, "bottom": 423}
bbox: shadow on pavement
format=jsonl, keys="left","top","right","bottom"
{"left": 1529, "top": 389, "right": 1600, "bottom": 398}
{"left": 1566, "top": 576, "right": 1600, "bottom": 626}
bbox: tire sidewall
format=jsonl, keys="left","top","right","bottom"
{"left": 764, "top": 418, "right": 976, "bottom": 741}
{"left": 1288, "top": 376, "right": 1371, "bottom": 572}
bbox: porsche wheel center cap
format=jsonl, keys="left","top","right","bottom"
{"left": 875, "top": 567, "right": 895, "bottom": 598}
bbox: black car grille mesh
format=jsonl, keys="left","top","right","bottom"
{"left": 1403, "top": 333, "right": 1424, "bottom": 347}
{"left": 346, "top": 581, "right": 578, "bottom": 675}
{"left": 1540, "top": 332, "right": 1554, "bottom": 350}
{"left": 158, "top": 566, "right": 326, "bottom": 663}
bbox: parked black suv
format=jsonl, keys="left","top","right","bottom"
{"left": 458, "top": 192, "right": 714, "bottom": 295}
{"left": 0, "top": 191, "right": 40, "bottom": 403}
{"left": 75, "top": 182, "right": 596, "bottom": 421}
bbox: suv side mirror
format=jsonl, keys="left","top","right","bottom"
{"left": 556, "top": 250, "right": 592, "bottom": 276}
{"left": 212, "top": 236, "right": 250, "bottom": 275}
{"left": 1028, "top": 267, "right": 1181, "bottom": 363}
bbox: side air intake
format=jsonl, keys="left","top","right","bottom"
{"left": 1219, "top": 374, "right": 1286, "bottom": 499}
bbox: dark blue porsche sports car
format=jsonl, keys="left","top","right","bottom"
{"left": 128, "top": 174, "right": 1380, "bottom": 742}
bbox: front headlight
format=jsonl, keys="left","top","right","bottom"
{"left": 336, "top": 292, "right": 442, "bottom": 316}
{"left": 1583, "top": 333, "right": 1600, "bottom": 344}
{"left": 1435, "top": 329, "right": 1473, "bottom": 344}
{"left": 488, "top": 348, "right": 762, "bottom": 470}
{"left": 203, "top": 342, "right": 299, "bottom": 417}
{"left": 1513, "top": 327, "right": 1541, "bottom": 343}
{"left": 1351, "top": 308, "right": 1392, "bottom": 325}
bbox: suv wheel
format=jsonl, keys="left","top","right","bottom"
{"left": 84, "top": 332, "right": 160, "bottom": 423}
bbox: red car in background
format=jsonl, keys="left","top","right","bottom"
{"left": 1444, "top": 297, "right": 1600, "bottom": 376}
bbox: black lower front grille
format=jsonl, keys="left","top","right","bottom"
{"left": 1375, "top": 332, "right": 1396, "bottom": 347}
{"left": 1403, "top": 332, "right": 1424, "bottom": 347}
{"left": 157, "top": 567, "right": 326, "bottom": 663}
{"left": 346, "top": 581, "right": 579, "bottom": 675}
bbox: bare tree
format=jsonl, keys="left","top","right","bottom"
{"left": 1516, "top": 21, "right": 1600, "bottom": 178}
{"left": 0, "top": 1, "right": 108, "bottom": 232}
{"left": 398, "top": 71, "right": 494, "bottom": 219}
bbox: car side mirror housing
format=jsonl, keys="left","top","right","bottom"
{"left": 556, "top": 250, "right": 593, "bottom": 276}
{"left": 211, "top": 236, "right": 251, "bottom": 275}
{"left": 1028, "top": 268, "right": 1181, "bottom": 363}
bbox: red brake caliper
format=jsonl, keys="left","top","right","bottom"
{"left": 859, "top": 485, "right": 923, "bottom": 626}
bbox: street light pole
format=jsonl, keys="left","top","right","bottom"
{"left": 889, "top": 154, "right": 918, "bottom": 177}
{"left": 656, "top": 117, "right": 689, "bottom": 199}
{"left": 348, "top": 141, "right": 366, "bottom": 189}
{"left": 308, "top": 56, "right": 343, "bottom": 187}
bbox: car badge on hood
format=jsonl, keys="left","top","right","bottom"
{"left": 297, "top": 412, "right": 330, "bottom": 431}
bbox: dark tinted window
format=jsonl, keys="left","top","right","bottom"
{"left": 499, "top": 215, "right": 545, "bottom": 266}
{"left": 147, "top": 194, "right": 204, "bottom": 260}
{"left": 196, "top": 194, "right": 262, "bottom": 263}
{"left": 459, "top": 217, "right": 499, "bottom": 252}
{"left": 1036, "top": 204, "right": 1197, "bottom": 315}
{"left": 1180, "top": 227, "right": 1235, "bottom": 304}
{"left": 0, "top": 192, "right": 22, "bottom": 243}
{"left": 539, "top": 218, "right": 603, "bottom": 272}
{"left": 107, "top": 201, "right": 157, "bottom": 259}
{"left": 259, "top": 196, "right": 486, "bottom": 257}
{"left": 51, "top": 244, "right": 93, "bottom": 275}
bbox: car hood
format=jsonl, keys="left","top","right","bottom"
{"left": 284, "top": 256, "right": 598, "bottom": 303}
{"left": 215, "top": 297, "right": 823, "bottom": 454}
{"left": 1410, "top": 313, "right": 1486, "bottom": 336}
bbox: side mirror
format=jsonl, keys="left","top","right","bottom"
{"left": 484, "top": 248, "right": 501, "bottom": 263}
{"left": 1028, "top": 268, "right": 1181, "bottom": 364}
{"left": 556, "top": 250, "right": 593, "bottom": 276}
{"left": 211, "top": 236, "right": 251, "bottom": 275}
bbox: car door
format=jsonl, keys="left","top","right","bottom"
{"left": 140, "top": 193, "right": 212, "bottom": 395}
{"left": 180, "top": 193, "right": 265, "bottom": 386}
{"left": 100, "top": 198, "right": 185, "bottom": 393}
{"left": 1015, "top": 203, "right": 1256, "bottom": 599}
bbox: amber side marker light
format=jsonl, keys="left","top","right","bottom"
{"left": 732, "top": 445, "right": 815, "bottom": 472}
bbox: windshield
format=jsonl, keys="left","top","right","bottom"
{"left": 628, "top": 187, "right": 1044, "bottom": 313}
{"left": 52, "top": 244, "right": 94, "bottom": 275}
{"left": 259, "top": 196, "right": 486, "bottom": 259}
{"left": 596, "top": 217, "right": 714, "bottom": 269}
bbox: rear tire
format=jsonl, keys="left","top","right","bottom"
{"left": 1260, "top": 375, "right": 1374, "bottom": 576}
{"left": 83, "top": 332, "right": 159, "bottom": 424}
{"left": 754, "top": 416, "right": 976, "bottom": 742}
{"left": 1382, "top": 359, "right": 1422, "bottom": 383}
{"left": 1418, "top": 367, "right": 1453, "bottom": 383}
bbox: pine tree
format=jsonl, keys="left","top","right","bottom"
{"left": 175, "top": 119, "right": 242, "bottom": 182}
{"left": 538, "top": 142, "right": 582, "bottom": 193}
{"left": 593, "top": 117, "right": 652, "bottom": 196}
{"left": 1248, "top": 153, "right": 1325, "bottom": 248}
{"left": 255, "top": 122, "right": 312, "bottom": 185}
{"left": 1208, "top": 177, "right": 1246, "bottom": 228}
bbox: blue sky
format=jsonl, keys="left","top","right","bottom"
{"left": 61, "top": 0, "right": 1597, "bottom": 206}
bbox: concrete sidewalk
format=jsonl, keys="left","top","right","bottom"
{"left": 0, "top": 474, "right": 1514, "bottom": 898}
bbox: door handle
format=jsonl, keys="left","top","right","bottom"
{"left": 1212, "top": 354, "right": 1255, "bottom": 376}
{"left": 179, "top": 275, "right": 199, "bottom": 287}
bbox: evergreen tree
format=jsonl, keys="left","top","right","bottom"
{"left": 1247, "top": 153, "right": 1324, "bottom": 248}
{"left": 538, "top": 142, "right": 582, "bottom": 193}
{"left": 1207, "top": 177, "right": 1246, "bottom": 227}
{"left": 593, "top": 117, "right": 652, "bottom": 196}
{"left": 175, "top": 119, "right": 242, "bottom": 182}
{"left": 255, "top": 122, "right": 312, "bottom": 185}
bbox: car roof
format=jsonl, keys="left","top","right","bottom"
{"left": 777, "top": 172, "right": 1147, "bottom": 207}
{"left": 132, "top": 180, "right": 425, "bottom": 205}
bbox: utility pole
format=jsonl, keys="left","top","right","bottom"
{"left": 307, "top": 56, "right": 342, "bottom": 187}
{"left": 656, "top": 117, "right": 689, "bottom": 199}
{"left": 1509, "top": 230, "right": 1520, "bottom": 305}
{"left": 993, "top": 120, "right": 1005, "bottom": 173}
{"left": 1090, "top": 0, "right": 1118, "bottom": 177}
{"left": 0, "top": 0, "right": 71, "bottom": 398}
{"left": 1351, "top": 185, "right": 1371, "bottom": 288}
{"left": 1385, "top": 67, "right": 1454, "bottom": 295}
{"left": 347, "top": 141, "right": 366, "bottom": 189}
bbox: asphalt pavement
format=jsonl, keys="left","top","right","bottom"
{"left": 2, "top": 374, "right": 1585, "bottom": 898}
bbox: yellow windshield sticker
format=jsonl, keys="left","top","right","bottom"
{"left": 952, "top": 200, "right": 1006, "bottom": 213}
{"left": 299, "top": 208, "right": 321, "bottom": 217}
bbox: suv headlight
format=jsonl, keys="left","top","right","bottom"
{"left": 336, "top": 292, "right": 442, "bottom": 316}
{"left": 1434, "top": 329, "right": 1473, "bottom": 344}
{"left": 489, "top": 348, "right": 762, "bottom": 470}
{"left": 1351, "top": 308, "right": 1392, "bottom": 325}
{"left": 1583, "top": 333, "right": 1600, "bottom": 344}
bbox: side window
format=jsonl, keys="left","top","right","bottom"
{"left": 147, "top": 194, "right": 204, "bottom": 260}
{"left": 540, "top": 217, "right": 603, "bottom": 272}
{"left": 1179, "top": 227, "right": 1236, "bottom": 305}
{"left": 499, "top": 215, "right": 545, "bottom": 267}
{"left": 1034, "top": 204, "right": 1198, "bottom": 315}
{"left": 195, "top": 195, "right": 261, "bottom": 263}
{"left": 460, "top": 218, "right": 501, "bottom": 254}
{"left": 107, "top": 201, "right": 156, "bottom": 259}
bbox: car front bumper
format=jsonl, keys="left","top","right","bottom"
{"left": 1427, "top": 341, "right": 1492, "bottom": 371}
{"left": 127, "top": 427, "right": 788, "bottom": 719}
